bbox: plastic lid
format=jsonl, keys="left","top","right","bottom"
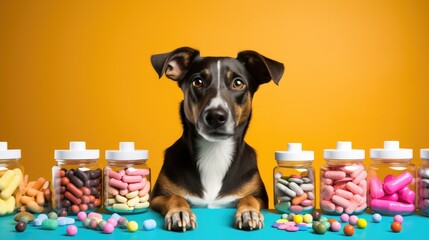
{"left": 106, "top": 142, "right": 148, "bottom": 160}
{"left": 55, "top": 141, "right": 99, "bottom": 160}
{"left": 0, "top": 142, "right": 21, "bottom": 159}
{"left": 324, "top": 141, "right": 365, "bottom": 160}
{"left": 370, "top": 140, "right": 412, "bottom": 159}
{"left": 275, "top": 143, "right": 314, "bottom": 161}
{"left": 421, "top": 149, "right": 429, "bottom": 160}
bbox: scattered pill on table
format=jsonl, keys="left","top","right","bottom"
{"left": 127, "top": 220, "right": 138, "bottom": 232}
{"left": 15, "top": 221, "right": 27, "bottom": 232}
{"left": 66, "top": 225, "right": 78, "bottom": 236}
{"left": 343, "top": 224, "right": 355, "bottom": 236}
{"left": 391, "top": 222, "right": 402, "bottom": 232}
{"left": 372, "top": 213, "right": 382, "bottom": 223}
{"left": 357, "top": 218, "right": 367, "bottom": 229}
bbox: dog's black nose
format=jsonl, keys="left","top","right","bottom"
{"left": 204, "top": 109, "right": 227, "bottom": 128}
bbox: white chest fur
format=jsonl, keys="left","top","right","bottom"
{"left": 186, "top": 138, "right": 237, "bottom": 208}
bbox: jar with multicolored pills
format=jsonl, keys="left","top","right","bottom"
{"left": 52, "top": 141, "right": 102, "bottom": 213}
{"left": 320, "top": 141, "right": 367, "bottom": 215}
{"left": 104, "top": 142, "right": 150, "bottom": 213}
{"left": 418, "top": 148, "right": 429, "bottom": 216}
{"left": 0, "top": 142, "right": 23, "bottom": 216}
{"left": 368, "top": 140, "right": 415, "bottom": 215}
{"left": 274, "top": 143, "right": 315, "bottom": 214}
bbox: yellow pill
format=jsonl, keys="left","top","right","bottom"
{"left": 276, "top": 219, "right": 288, "bottom": 223}
{"left": 127, "top": 221, "right": 138, "bottom": 232}
{"left": 293, "top": 215, "right": 303, "bottom": 224}
{"left": 1, "top": 169, "right": 22, "bottom": 198}
{"left": 0, "top": 170, "right": 15, "bottom": 190}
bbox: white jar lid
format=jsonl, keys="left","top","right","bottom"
{"left": 0, "top": 142, "right": 21, "bottom": 159}
{"left": 275, "top": 143, "right": 314, "bottom": 161}
{"left": 324, "top": 141, "right": 365, "bottom": 160}
{"left": 55, "top": 141, "right": 99, "bottom": 160}
{"left": 370, "top": 140, "right": 412, "bottom": 159}
{"left": 106, "top": 142, "right": 148, "bottom": 160}
{"left": 421, "top": 149, "right": 429, "bottom": 160}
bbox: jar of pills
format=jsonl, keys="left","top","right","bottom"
{"left": 104, "top": 142, "right": 150, "bottom": 213}
{"left": 52, "top": 141, "right": 101, "bottom": 213}
{"left": 274, "top": 143, "right": 315, "bottom": 214}
{"left": 368, "top": 140, "right": 415, "bottom": 215}
{"left": 417, "top": 149, "right": 429, "bottom": 216}
{"left": 0, "top": 142, "right": 24, "bottom": 216}
{"left": 320, "top": 141, "right": 367, "bottom": 215}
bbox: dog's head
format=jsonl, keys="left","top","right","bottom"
{"left": 151, "top": 47, "right": 284, "bottom": 142}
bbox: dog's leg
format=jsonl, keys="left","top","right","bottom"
{"left": 151, "top": 195, "right": 197, "bottom": 231}
{"left": 234, "top": 195, "right": 265, "bottom": 230}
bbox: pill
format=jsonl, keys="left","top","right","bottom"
{"left": 119, "top": 189, "right": 129, "bottom": 196}
{"left": 14, "top": 212, "right": 35, "bottom": 223}
{"left": 127, "top": 220, "right": 139, "bottom": 232}
{"left": 300, "top": 184, "right": 314, "bottom": 191}
{"left": 323, "top": 171, "right": 346, "bottom": 180}
{"left": 288, "top": 178, "right": 304, "bottom": 184}
{"left": 15, "top": 221, "right": 27, "bottom": 232}
{"left": 104, "top": 222, "right": 115, "bottom": 234}
{"left": 419, "top": 179, "right": 429, "bottom": 188}
{"left": 77, "top": 211, "right": 87, "bottom": 221}
{"left": 370, "top": 199, "right": 415, "bottom": 214}
{"left": 307, "top": 191, "right": 315, "bottom": 200}
{"left": 36, "top": 191, "right": 45, "bottom": 206}
{"left": 288, "top": 182, "right": 304, "bottom": 196}
{"left": 128, "top": 181, "right": 146, "bottom": 192}
{"left": 139, "top": 181, "right": 150, "bottom": 196}
{"left": 352, "top": 170, "right": 367, "bottom": 184}
{"left": 126, "top": 168, "right": 150, "bottom": 176}
{"left": 274, "top": 172, "right": 282, "bottom": 179}
{"left": 321, "top": 185, "right": 334, "bottom": 200}
{"left": 1, "top": 169, "right": 22, "bottom": 198}
{"left": 289, "top": 205, "right": 303, "bottom": 213}
{"left": 302, "top": 177, "right": 311, "bottom": 183}
{"left": 125, "top": 190, "right": 139, "bottom": 199}
{"left": 75, "top": 169, "right": 89, "bottom": 182}
{"left": 57, "top": 217, "right": 75, "bottom": 226}
{"left": 322, "top": 178, "right": 333, "bottom": 185}
{"left": 110, "top": 213, "right": 121, "bottom": 221}
{"left": 26, "top": 200, "right": 44, "bottom": 213}
{"left": 143, "top": 219, "right": 156, "bottom": 231}
{"left": 391, "top": 221, "right": 402, "bottom": 232}
{"left": 397, "top": 187, "right": 415, "bottom": 204}
{"left": 383, "top": 172, "right": 413, "bottom": 195}
{"left": 116, "top": 194, "right": 127, "bottom": 203}
{"left": 86, "top": 179, "right": 100, "bottom": 188}
{"left": 350, "top": 166, "right": 364, "bottom": 178}
{"left": 113, "top": 203, "right": 131, "bottom": 211}
{"left": 369, "top": 178, "right": 385, "bottom": 199}
{"left": 345, "top": 200, "right": 358, "bottom": 214}
{"left": 0, "top": 170, "right": 15, "bottom": 190}
{"left": 346, "top": 182, "right": 363, "bottom": 195}
{"left": 321, "top": 200, "right": 335, "bottom": 212}
{"left": 332, "top": 195, "right": 350, "bottom": 209}
{"left": 419, "top": 168, "right": 429, "bottom": 178}
{"left": 343, "top": 224, "right": 354, "bottom": 236}
{"left": 276, "top": 178, "right": 289, "bottom": 186}
{"left": 300, "top": 199, "right": 313, "bottom": 206}
{"left": 66, "top": 183, "right": 83, "bottom": 198}
{"left": 135, "top": 202, "right": 150, "bottom": 209}
{"left": 42, "top": 219, "right": 58, "bottom": 230}
{"left": 64, "top": 191, "right": 82, "bottom": 205}
{"left": 335, "top": 189, "right": 353, "bottom": 199}
{"left": 88, "top": 212, "right": 103, "bottom": 219}
{"left": 335, "top": 206, "right": 344, "bottom": 214}
{"left": 107, "top": 169, "right": 122, "bottom": 180}
{"left": 66, "top": 225, "right": 78, "bottom": 236}
{"left": 276, "top": 183, "right": 296, "bottom": 197}
{"left": 127, "top": 196, "right": 140, "bottom": 207}
{"left": 122, "top": 175, "right": 143, "bottom": 183}
{"left": 109, "top": 178, "right": 128, "bottom": 190}
{"left": 89, "top": 169, "right": 102, "bottom": 179}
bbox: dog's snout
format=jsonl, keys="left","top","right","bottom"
{"left": 204, "top": 109, "right": 228, "bottom": 128}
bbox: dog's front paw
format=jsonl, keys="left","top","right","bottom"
{"left": 234, "top": 208, "right": 264, "bottom": 230}
{"left": 165, "top": 208, "right": 197, "bottom": 232}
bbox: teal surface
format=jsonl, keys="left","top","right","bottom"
{"left": 1, "top": 208, "right": 428, "bottom": 239}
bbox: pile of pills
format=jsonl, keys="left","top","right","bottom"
{"left": 54, "top": 168, "right": 102, "bottom": 213}
{"left": 418, "top": 168, "right": 429, "bottom": 214}
{"left": 16, "top": 175, "right": 51, "bottom": 213}
{"left": 105, "top": 168, "right": 150, "bottom": 213}
{"left": 369, "top": 172, "right": 415, "bottom": 215}
{"left": 274, "top": 173, "right": 315, "bottom": 213}
{"left": 0, "top": 168, "right": 23, "bottom": 215}
{"left": 320, "top": 164, "right": 367, "bottom": 214}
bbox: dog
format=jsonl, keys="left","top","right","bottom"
{"left": 150, "top": 47, "right": 284, "bottom": 231}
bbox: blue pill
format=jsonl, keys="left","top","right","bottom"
{"left": 143, "top": 219, "right": 156, "bottom": 231}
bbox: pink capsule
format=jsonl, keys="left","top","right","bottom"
{"left": 352, "top": 170, "right": 367, "bottom": 184}
{"left": 383, "top": 172, "right": 413, "bottom": 195}
{"left": 126, "top": 168, "right": 150, "bottom": 176}
{"left": 335, "top": 189, "right": 353, "bottom": 199}
{"left": 321, "top": 200, "right": 336, "bottom": 212}
{"left": 332, "top": 195, "right": 351, "bottom": 208}
{"left": 350, "top": 165, "right": 365, "bottom": 178}
{"left": 397, "top": 186, "right": 415, "bottom": 204}
{"left": 122, "top": 175, "right": 143, "bottom": 183}
{"left": 107, "top": 169, "right": 122, "bottom": 180}
{"left": 321, "top": 185, "right": 335, "bottom": 200}
{"left": 324, "top": 171, "right": 346, "bottom": 180}
{"left": 369, "top": 178, "right": 385, "bottom": 199}
{"left": 380, "top": 193, "right": 399, "bottom": 201}
{"left": 322, "top": 178, "right": 333, "bottom": 185}
{"left": 128, "top": 180, "right": 146, "bottom": 192}
{"left": 370, "top": 199, "right": 415, "bottom": 214}
{"left": 358, "top": 180, "right": 367, "bottom": 197}
{"left": 346, "top": 182, "right": 363, "bottom": 195}
{"left": 335, "top": 206, "right": 344, "bottom": 214}
{"left": 345, "top": 200, "right": 358, "bottom": 214}
{"left": 109, "top": 178, "right": 128, "bottom": 190}
{"left": 384, "top": 174, "right": 395, "bottom": 183}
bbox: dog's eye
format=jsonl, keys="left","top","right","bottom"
{"left": 232, "top": 78, "right": 245, "bottom": 90}
{"left": 192, "top": 78, "right": 204, "bottom": 89}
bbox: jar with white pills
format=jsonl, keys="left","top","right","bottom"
{"left": 0, "top": 142, "right": 24, "bottom": 216}
{"left": 104, "top": 142, "right": 150, "bottom": 213}
{"left": 368, "top": 140, "right": 415, "bottom": 215}
{"left": 320, "top": 141, "right": 367, "bottom": 215}
{"left": 53, "top": 141, "right": 102, "bottom": 214}
{"left": 417, "top": 149, "right": 429, "bottom": 216}
{"left": 274, "top": 143, "right": 315, "bottom": 214}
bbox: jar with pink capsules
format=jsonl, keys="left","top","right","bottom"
{"left": 274, "top": 143, "right": 315, "bottom": 214}
{"left": 104, "top": 142, "right": 150, "bottom": 214}
{"left": 368, "top": 140, "right": 415, "bottom": 215}
{"left": 320, "top": 141, "right": 367, "bottom": 215}
{"left": 417, "top": 149, "right": 429, "bottom": 216}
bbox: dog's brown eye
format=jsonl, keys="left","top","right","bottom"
{"left": 232, "top": 79, "right": 245, "bottom": 90}
{"left": 192, "top": 78, "right": 204, "bottom": 89}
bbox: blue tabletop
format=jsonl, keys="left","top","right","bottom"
{"left": 1, "top": 209, "right": 427, "bottom": 239}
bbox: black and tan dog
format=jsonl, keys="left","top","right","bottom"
{"left": 150, "top": 47, "right": 284, "bottom": 231}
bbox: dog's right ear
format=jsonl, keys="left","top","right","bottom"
{"left": 151, "top": 47, "right": 200, "bottom": 81}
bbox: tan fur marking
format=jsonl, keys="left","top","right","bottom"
{"left": 234, "top": 93, "right": 252, "bottom": 126}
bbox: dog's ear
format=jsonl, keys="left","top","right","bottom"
{"left": 151, "top": 47, "right": 200, "bottom": 81}
{"left": 237, "top": 51, "right": 284, "bottom": 85}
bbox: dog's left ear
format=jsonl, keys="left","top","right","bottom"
{"left": 237, "top": 51, "right": 284, "bottom": 85}
{"left": 151, "top": 47, "right": 200, "bottom": 81}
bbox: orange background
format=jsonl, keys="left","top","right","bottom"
{"left": 0, "top": 1, "right": 428, "bottom": 209}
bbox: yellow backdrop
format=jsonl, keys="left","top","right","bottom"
{"left": 0, "top": 0, "right": 428, "bottom": 209}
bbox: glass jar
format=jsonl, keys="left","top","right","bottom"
{"left": 0, "top": 142, "right": 23, "bottom": 216}
{"left": 52, "top": 141, "right": 101, "bottom": 214}
{"left": 368, "top": 140, "right": 415, "bottom": 215}
{"left": 104, "top": 142, "right": 150, "bottom": 213}
{"left": 274, "top": 143, "right": 315, "bottom": 214}
{"left": 320, "top": 141, "right": 367, "bottom": 215}
{"left": 417, "top": 149, "right": 429, "bottom": 216}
